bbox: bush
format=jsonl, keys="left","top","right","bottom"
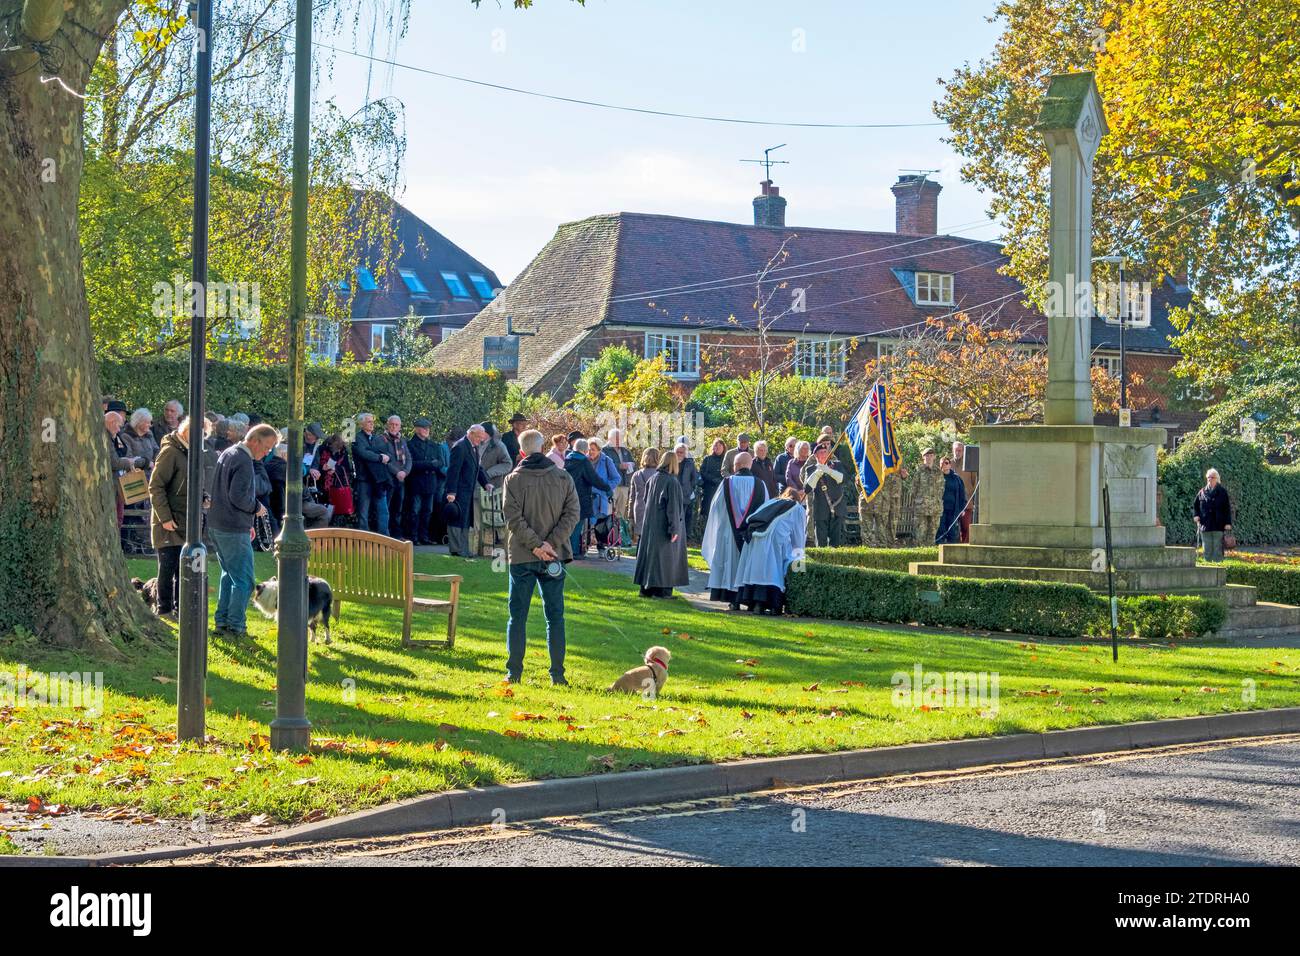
{"left": 787, "top": 559, "right": 1227, "bottom": 640}
{"left": 809, "top": 546, "right": 940, "bottom": 571}
{"left": 686, "top": 379, "right": 743, "bottom": 427}
{"left": 99, "top": 357, "right": 505, "bottom": 440}
{"left": 572, "top": 345, "right": 637, "bottom": 408}
{"left": 917, "top": 578, "right": 1101, "bottom": 639}
{"left": 785, "top": 563, "right": 929, "bottom": 624}
{"left": 1220, "top": 560, "right": 1300, "bottom": 605}
{"left": 1158, "top": 434, "right": 1300, "bottom": 545}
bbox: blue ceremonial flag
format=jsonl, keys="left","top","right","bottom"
{"left": 844, "top": 381, "right": 900, "bottom": 504}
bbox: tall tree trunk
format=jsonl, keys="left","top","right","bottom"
{"left": 1, "top": 0, "right": 157, "bottom": 655}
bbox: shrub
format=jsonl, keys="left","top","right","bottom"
{"left": 1220, "top": 560, "right": 1300, "bottom": 605}
{"left": 917, "top": 577, "right": 1102, "bottom": 639}
{"left": 1158, "top": 434, "right": 1300, "bottom": 545}
{"left": 785, "top": 563, "right": 928, "bottom": 624}
{"left": 787, "top": 559, "right": 1227, "bottom": 640}
{"left": 808, "top": 546, "right": 940, "bottom": 572}
{"left": 686, "top": 379, "right": 743, "bottom": 427}
{"left": 99, "top": 357, "right": 505, "bottom": 441}
{"left": 572, "top": 345, "right": 637, "bottom": 408}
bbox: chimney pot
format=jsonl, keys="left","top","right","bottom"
{"left": 891, "top": 174, "right": 942, "bottom": 235}
{"left": 753, "top": 179, "right": 787, "bottom": 228}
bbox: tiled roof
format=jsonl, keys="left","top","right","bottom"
{"left": 345, "top": 192, "right": 502, "bottom": 325}
{"left": 431, "top": 210, "right": 1190, "bottom": 385}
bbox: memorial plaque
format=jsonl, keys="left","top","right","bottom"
{"left": 1107, "top": 477, "right": 1146, "bottom": 514}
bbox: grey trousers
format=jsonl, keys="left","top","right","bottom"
{"left": 1201, "top": 530, "right": 1224, "bottom": 562}
{"left": 447, "top": 525, "right": 472, "bottom": 557}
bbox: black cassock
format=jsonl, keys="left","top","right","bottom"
{"left": 633, "top": 471, "right": 689, "bottom": 594}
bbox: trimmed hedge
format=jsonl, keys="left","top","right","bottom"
{"left": 1220, "top": 559, "right": 1300, "bottom": 605}
{"left": 786, "top": 560, "right": 1227, "bottom": 640}
{"left": 99, "top": 358, "right": 506, "bottom": 440}
{"left": 1158, "top": 435, "right": 1300, "bottom": 545}
{"left": 809, "top": 546, "right": 940, "bottom": 572}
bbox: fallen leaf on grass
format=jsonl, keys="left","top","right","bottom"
{"left": 658, "top": 729, "right": 685, "bottom": 737}
{"left": 291, "top": 777, "right": 320, "bottom": 786}
{"left": 587, "top": 753, "right": 616, "bottom": 768}
{"left": 502, "top": 729, "right": 524, "bottom": 739}
{"left": 803, "top": 682, "right": 820, "bottom": 692}
{"left": 436, "top": 723, "right": 460, "bottom": 734}
{"left": 511, "top": 712, "right": 547, "bottom": 722}
{"left": 152, "top": 675, "right": 174, "bottom": 684}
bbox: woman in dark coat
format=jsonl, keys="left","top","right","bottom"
{"left": 148, "top": 419, "right": 193, "bottom": 616}
{"left": 563, "top": 438, "right": 612, "bottom": 559}
{"left": 633, "top": 451, "right": 689, "bottom": 598}
{"left": 1192, "top": 467, "right": 1233, "bottom": 562}
{"left": 697, "top": 438, "right": 726, "bottom": 535}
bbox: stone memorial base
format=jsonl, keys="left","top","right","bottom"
{"left": 908, "top": 425, "right": 1300, "bottom": 636}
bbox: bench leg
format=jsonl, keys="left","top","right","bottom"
{"left": 402, "top": 602, "right": 413, "bottom": 649}
{"left": 446, "top": 580, "right": 460, "bottom": 648}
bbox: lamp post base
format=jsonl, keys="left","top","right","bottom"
{"left": 270, "top": 718, "right": 312, "bottom": 752}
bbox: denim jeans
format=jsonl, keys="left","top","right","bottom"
{"left": 210, "top": 528, "right": 255, "bottom": 632}
{"left": 356, "top": 480, "right": 390, "bottom": 535}
{"left": 1202, "top": 530, "right": 1225, "bottom": 562}
{"left": 505, "top": 561, "right": 566, "bottom": 681}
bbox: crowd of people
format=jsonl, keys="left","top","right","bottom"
{"left": 102, "top": 396, "right": 1236, "bottom": 675}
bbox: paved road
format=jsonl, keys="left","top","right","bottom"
{"left": 163, "top": 738, "right": 1300, "bottom": 867}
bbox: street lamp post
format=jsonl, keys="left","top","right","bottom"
{"left": 270, "top": 0, "right": 313, "bottom": 752}
{"left": 177, "top": 0, "right": 214, "bottom": 742}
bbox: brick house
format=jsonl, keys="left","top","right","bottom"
{"left": 431, "top": 176, "right": 1195, "bottom": 439}
{"left": 310, "top": 193, "right": 503, "bottom": 363}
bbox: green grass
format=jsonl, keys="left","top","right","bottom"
{"left": 0, "top": 552, "right": 1297, "bottom": 824}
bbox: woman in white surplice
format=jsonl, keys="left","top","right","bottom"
{"left": 735, "top": 488, "right": 807, "bottom": 615}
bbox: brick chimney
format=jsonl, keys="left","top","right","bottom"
{"left": 891, "top": 174, "right": 942, "bottom": 235}
{"left": 753, "top": 180, "right": 787, "bottom": 228}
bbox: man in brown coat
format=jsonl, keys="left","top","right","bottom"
{"left": 502, "top": 429, "right": 581, "bottom": 685}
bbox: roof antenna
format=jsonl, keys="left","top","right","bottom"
{"left": 741, "top": 144, "right": 790, "bottom": 181}
{"left": 899, "top": 167, "right": 941, "bottom": 184}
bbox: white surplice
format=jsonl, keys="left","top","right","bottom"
{"left": 701, "top": 474, "right": 758, "bottom": 596}
{"left": 735, "top": 500, "right": 807, "bottom": 594}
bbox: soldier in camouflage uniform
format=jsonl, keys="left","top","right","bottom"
{"left": 913, "top": 448, "right": 946, "bottom": 545}
{"left": 858, "top": 465, "right": 907, "bottom": 547}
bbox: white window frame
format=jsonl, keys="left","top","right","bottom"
{"left": 1091, "top": 353, "right": 1122, "bottom": 378}
{"left": 794, "top": 339, "right": 847, "bottom": 380}
{"left": 370, "top": 322, "right": 396, "bottom": 357}
{"left": 440, "top": 325, "right": 463, "bottom": 340}
{"left": 915, "top": 272, "right": 954, "bottom": 306}
{"left": 307, "top": 316, "right": 340, "bottom": 364}
{"left": 644, "top": 331, "right": 700, "bottom": 379}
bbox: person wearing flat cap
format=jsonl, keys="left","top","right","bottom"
{"left": 406, "top": 417, "right": 448, "bottom": 544}
{"left": 721, "top": 432, "right": 753, "bottom": 479}
{"left": 502, "top": 412, "right": 527, "bottom": 465}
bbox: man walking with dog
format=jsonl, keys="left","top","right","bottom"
{"left": 501, "top": 429, "right": 581, "bottom": 685}
{"left": 208, "top": 423, "right": 278, "bottom": 637}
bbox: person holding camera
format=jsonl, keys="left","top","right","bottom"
{"left": 501, "top": 429, "right": 581, "bottom": 685}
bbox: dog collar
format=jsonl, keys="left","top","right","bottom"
{"left": 649, "top": 656, "right": 669, "bottom": 671}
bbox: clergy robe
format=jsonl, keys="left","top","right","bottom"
{"left": 735, "top": 498, "right": 807, "bottom": 613}
{"left": 701, "top": 469, "right": 767, "bottom": 604}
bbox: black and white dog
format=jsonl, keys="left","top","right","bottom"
{"left": 131, "top": 577, "right": 160, "bottom": 613}
{"left": 252, "top": 576, "right": 334, "bottom": 644}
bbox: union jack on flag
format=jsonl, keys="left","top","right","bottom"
{"left": 844, "top": 381, "right": 900, "bottom": 504}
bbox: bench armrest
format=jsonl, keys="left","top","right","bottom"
{"left": 413, "top": 573, "right": 464, "bottom": 583}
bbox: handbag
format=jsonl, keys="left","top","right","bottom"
{"left": 1223, "top": 531, "right": 1237, "bottom": 551}
{"left": 118, "top": 469, "right": 149, "bottom": 505}
{"left": 327, "top": 465, "right": 354, "bottom": 516}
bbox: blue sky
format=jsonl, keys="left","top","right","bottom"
{"left": 317, "top": 0, "right": 1008, "bottom": 283}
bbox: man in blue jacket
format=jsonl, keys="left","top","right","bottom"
{"left": 208, "top": 423, "right": 278, "bottom": 636}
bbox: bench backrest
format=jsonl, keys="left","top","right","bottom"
{"left": 306, "top": 528, "right": 412, "bottom": 608}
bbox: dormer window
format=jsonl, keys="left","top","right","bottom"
{"left": 468, "top": 274, "right": 496, "bottom": 299}
{"left": 915, "top": 272, "right": 954, "bottom": 305}
{"left": 1103, "top": 284, "right": 1150, "bottom": 328}
{"left": 440, "top": 271, "right": 471, "bottom": 299}
{"left": 400, "top": 269, "right": 430, "bottom": 297}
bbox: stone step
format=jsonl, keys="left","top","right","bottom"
{"left": 969, "top": 523, "right": 1167, "bottom": 550}
{"left": 939, "top": 543, "right": 1197, "bottom": 571}
{"left": 910, "top": 561, "right": 1227, "bottom": 592}
{"left": 1160, "top": 584, "right": 1259, "bottom": 608}
{"left": 1224, "top": 602, "right": 1300, "bottom": 634}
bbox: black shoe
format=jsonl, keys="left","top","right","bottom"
{"left": 505, "top": 674, "right": 521, "bottom": 684}
{"left": 551, "top": 677, "right": 569, "bottom": 687}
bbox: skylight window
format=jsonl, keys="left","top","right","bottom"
{"left": 440, "top": 271, "right": 470, "bottom": 298}
{"left": 356, "top": 266, "right": 378, "bottom": 292}
{"left": 468, "top": 274, "right": 496, "bottom": 299}
{"left": 400, "top": 268, "right": 430, "bottom": 295}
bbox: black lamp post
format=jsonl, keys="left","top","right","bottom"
{"left": 177, "top": 0, "right": 213, "bottom": 742}
{"left": 270, "top": 0, "right": 313, "bottom": 752}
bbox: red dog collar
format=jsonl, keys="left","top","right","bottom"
{"left": 649, "top": 656, "right": 669, "bottom": 671}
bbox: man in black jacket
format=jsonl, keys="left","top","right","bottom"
{"left": 1193, "top": 467, "right": 1233, "bottom": 561}
{"left": 407, "top": 417, "right": 447, "bottom": 545}
{"left": 382, "top": 415, "right": 412, "bottom": 539}
{"left": 501, "top": 412, "right": 526, "bottom": 466}
{"left": 938, "top": 456, "right": 968, "bottom": 545}
{"left": 564, "top": 438, "right": 612, "bottom": 559}
{"left": 444, "top": 424, "right": 489, "bottom": 557}
{"left": 352, "top": 412, "right": 392, "bottom": 535}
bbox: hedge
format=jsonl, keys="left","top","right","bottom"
{"left": 808, "top": 546, "right": 940, "bottom": 572}
{"left": 99, "top": 357, "right": 506, "bottom": 440}
{"left": 786, "top": 561, "right": 1227, "bottom": 640}
{"left": 1158, "top": 435, "right": 1300, "bottom": 545}
{"left": 1220, "top": 559, "right": 1300, "bottom": 606}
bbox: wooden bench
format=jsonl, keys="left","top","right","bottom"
{"left": 306, "top": 528, "right": 462, "bottom": 648}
